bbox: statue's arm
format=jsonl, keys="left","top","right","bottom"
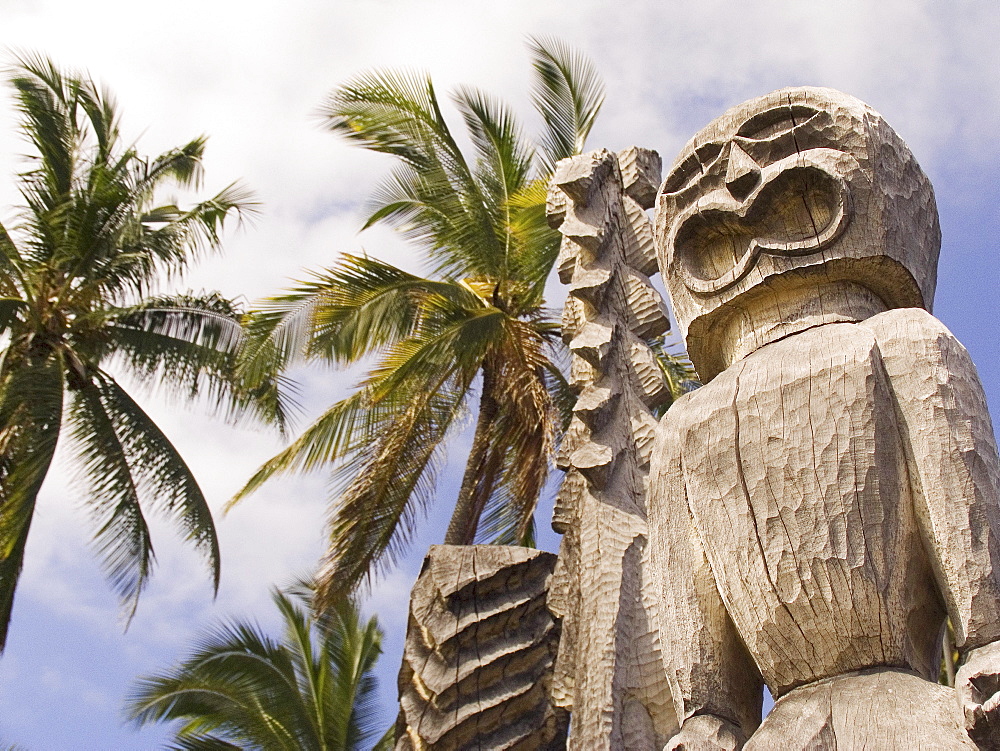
{"left": 868, "top": 308, "right": 1000, "bottom": 647}
{"left": 648, "top": 412, "right": 762, "bottom": 750}
{"left": 868, "top": 308, "right": 1000, "bottom": 742}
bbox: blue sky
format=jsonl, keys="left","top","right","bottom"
{"left": 0, "top": 0, "right": 998, "bottom": 747}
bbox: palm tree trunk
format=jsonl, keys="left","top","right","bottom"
{"left": 444, "top": 365, "right": 500, "bottom": 545}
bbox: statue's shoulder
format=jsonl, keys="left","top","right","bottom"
{"left": 860, "top": 307, "right": 956, "bottom": 345}
{"left": 657, "top": 364, "right": 740, "bottom": 437}
{"left": 860, "top": 308, "right": 973, "bottom": 387}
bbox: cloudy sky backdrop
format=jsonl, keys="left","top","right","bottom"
{"left": 0, "top": 0, "right": 998, "bottom": 747}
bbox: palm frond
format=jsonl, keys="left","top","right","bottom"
{"left": 237, "top": 291, "right": 323, "bottom": 389}
{"left": 321, "top": 597, "right": 383, "bottom": 749}
{"left": 75, "top": 73, "right": 120, "bottom": 164}
{"left": 112, "top": 291, "right": 245, "bottom": 355}
{"left": 126, "top": 613, "right": 307, "bottom": 750}
{"left": 371, "top": 725, "right": 396, "bottom": 751}
{"left": 541, "top": 352, "right": 576, "bottom": 433}
{"left": 0, "top": 53, "right": 266, "bottom": 652}
{"left": 67, "top": 377, "right": 154, "bottom": 622}
{"left": 452, "top": 86, "right": 534, "bottom": 276}
{"left": 228, "top": 389, "right": 372, "bottom": 506}
{"left": 315, "top": 375, "right": 467, "bottom": 610}
{"left": 106, "top": 182, "right": 257, "bottom": 294}
{"left": 472, "top": 319, "right": 557, "bottom": 544}
{"left": 108, "top": 292, "right": 294, "bottom": 430}
{"left": 0, "top": 357, "right": 64, "bottom": 650}
{"left": 648, "top": 336, "right": 701, "bottom": 416}
{"left": 249, "top": 255, "right": 483, "bottom": 371}
{"left": 363, "top": 163, "right": 504, "bottom": 279}
{"left": 528, "top": 36, "right": 605, "bottom": 174}
{"left": 240, "top": 311, "right": 484, "bottom": 603}
{"left": 0, "top": 298, "right": 27, "bottom": 338}
{"left": 273, "top": 590, "right": 328, "bottom": 749}
{"left": 8, "top": 52, "right": 81, "bottom": 205}
{"left": 144, "top": 137, "right": 207, "bottom": 191}
{"left": 365, "top": 305, "right": 503, "bottom": 399}
{"left": 127, "top": 584, "right": 384, "bottom": 750}
{"left": 322, "top": 68, "right": 462, "bottom": 170}
{"left": 453, "top": 87, "right": 533, "bottom": 199}
{"left": 505, "top": 179, "right": 561, "bottom": 299}
{"left": 85, "top": 375, "right": 220, "bottom": 594}
{"left": 0, "top": 222, "right": 25, "bottom": 296}
{"left": 166, "top": 735, "right": 242, "bottom": 751}
{"left": 322, "top": 68, "right": 509, "bottom": 280}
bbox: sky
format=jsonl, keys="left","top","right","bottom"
{"left": 0, "top": 0, "right": 998, "bottom": 747}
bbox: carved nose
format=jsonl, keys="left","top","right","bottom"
{"left": 725, "top": 143, "right": 761, "bottom": 200}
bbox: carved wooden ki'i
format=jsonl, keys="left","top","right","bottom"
{"left": 394, "top": 86, "right": 1000, "bottom": 750}
{"left": 546, "top": 146, "right": 677, "bottom": 747}
{"left": 394, "top": 545, "right": 567, "bottom": 749}
{"left": 649, "top": 86, "right": 1000, "bottom": 750}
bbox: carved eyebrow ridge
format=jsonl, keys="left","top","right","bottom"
{"left": 736, "top": 101, "right": 818, "bottom": 140}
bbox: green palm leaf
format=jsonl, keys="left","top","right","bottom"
{"left": 68, "top": 376, "right": 154, "bottom": 620}
{"left": 323, "top": 69, "right": 504, "bottom": 280}
{"left": 239, "top": 38, "right": 607, "bottom": 609}
{"left": 0, "top": 357, "right": 64, "bottom": 648}
{"left": 87, "top": 376, "right": 221, "bottom": 593}
{"left": 0, "top": 54, "right": 274, "bottom": 649}
{"left": 528, "top": 35, "right": 606, "bottom": 173}
{"left": 314, "top": 374, "right": 468, "bottom": 607}
{"left": 126, "top": 584, "right": 385, "bottom": 751}
{"left": 0, "top": 298, "right": 28, "bottom": 337}
{"left": 109, "top": 292, "right": 294, "bottom": 429}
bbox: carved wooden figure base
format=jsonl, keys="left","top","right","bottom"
{"left": 395, "top": 545, "right": 566, "bottom": 750}
{"left": 747, "top": 668, "right": 975, "bottom": 750}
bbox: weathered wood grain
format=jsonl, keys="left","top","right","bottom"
{"left": 395, "top": 545, "right": 566, "bottom": 750}
{"left": 745, "top": 668, "right": 975, "bottom": 750}
{"left": 546, "top": 147, "right": 677, "bottom": 749}
{"left": 655, "top": 86, "right": 940, "bottom": 383}
{"left": 649, "top": 87, "right": 1000, "bottom": 749}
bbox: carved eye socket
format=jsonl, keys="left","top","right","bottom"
{"left": 661, "top": 142, "right": 724, "bottom": 194}
{"left": 737, "top": 104, "right": 819, "bottom": 140}
{"left": 695, "top": 142, "right": 723, "bottom": 163}
{"left": 661, "top": 154, "right": 701, "bottom": 194}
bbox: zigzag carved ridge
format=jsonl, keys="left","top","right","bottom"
{"left": 545, "top": 147, "right": 678, "bottom": 746}
{"left": 395, "top": 545, "right": 567, "bottom": 750}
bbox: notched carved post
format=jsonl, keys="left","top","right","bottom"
{"left": 546, "top": 146, "right": 677, "bottom": 749}
{"left": 395, "top": 545, "right": 567, "bottom": 750}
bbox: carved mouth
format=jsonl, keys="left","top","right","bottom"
{"left": 674, "top": 166, "right": 848, "bottom": 294}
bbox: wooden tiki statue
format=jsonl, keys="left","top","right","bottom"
{"left": 649, "top": 86, "right": 1000, "bottom": 749}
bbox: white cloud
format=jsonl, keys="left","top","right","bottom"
{"left": 0, "top": 1, "right": 998, "bottom": 747}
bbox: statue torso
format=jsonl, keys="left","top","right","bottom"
{"left": 665, "top": 319, "right": 945, "bottom": 696}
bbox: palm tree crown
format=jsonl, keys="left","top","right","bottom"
{"left": 126, "top": 584, "right": 390, "bottom": 751}
{"left": 229, "top": 38, "right": 605, "bottom": 609}
{"left": 0, "top": 54, "right": 284, "bottom": 649}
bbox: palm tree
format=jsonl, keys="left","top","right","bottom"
{"left": 126, "top": 584, "right": 391, "bottom": 751}
{"left": 0, "top": 55, "right": 285, "bottom": 649}
{"left": 229, "top": 38, "right": 605, "bottom": 609}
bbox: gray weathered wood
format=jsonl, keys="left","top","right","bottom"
{"left": 395, "top": 545, "right": 566, "bottom": 750}
{"left": 746, "top": 668, "right": 975, "bottom": 749}
{"left": 547, "top": 147, "right": 677, "bottom": 749}
{"left": 649, "top": 86, "right": 1000, "bottom": 749}
{"left": 655, "top": 86, "right": 940, "bottom": 383}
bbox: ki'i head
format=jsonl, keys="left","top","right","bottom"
{"left": 654, "top": 86, "right": 940, "bottom": 381}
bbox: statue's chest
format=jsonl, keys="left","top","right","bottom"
{"left": 679, "top": 323, "right": 910, "bottom": 622}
